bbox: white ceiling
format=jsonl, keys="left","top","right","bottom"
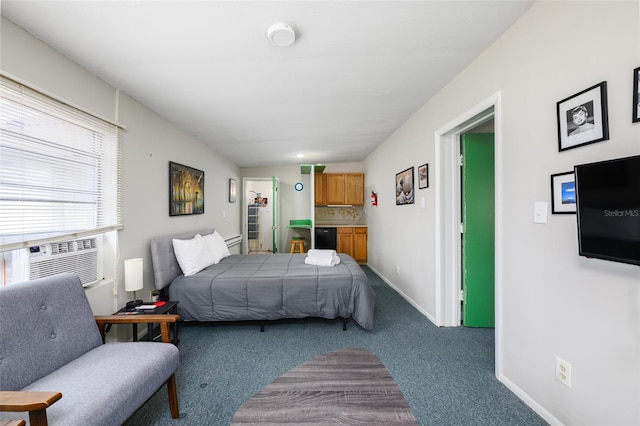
{"left": 1, "top": 1, "right": 534, "bottom": 167}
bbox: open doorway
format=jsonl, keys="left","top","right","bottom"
{"left": 434, "top": 92, "right": 503, "bottom": 375}
{"left": 242, "top": 177, "right": 279, "bottom": 254}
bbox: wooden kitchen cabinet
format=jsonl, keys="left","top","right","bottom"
{"left": 323, "top": 173, "right": 364, "bottom": 205}
{"left": 345, "top": 174, "right": 364, "bottom": 205}
{"left": 337, "top": 227, "right": 367, "bottom": 264}
{"left": 337, "top": 227, "right": 353, "bottom": 257}
{"left": 353, "top": 227, "right": 368, "bottom": 264}
{"left": 326, "top": 174, "right": 345, "bottom": 205}
{"left": 314, "top": 173, "right": 327, "bottom": 206}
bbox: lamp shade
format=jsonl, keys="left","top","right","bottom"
{"left": 124, "top": 258, "right": 143, "bottom": 292}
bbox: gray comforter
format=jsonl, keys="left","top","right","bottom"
{"left": 168, "top": 253, "right": 375, "bottom": 331}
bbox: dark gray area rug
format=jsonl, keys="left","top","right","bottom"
{"left": 231, "top": 347, "right": 418, "bottom": 425}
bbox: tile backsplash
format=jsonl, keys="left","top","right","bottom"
{"left": 315, "top": 206, "right": 365, "bottom": 225}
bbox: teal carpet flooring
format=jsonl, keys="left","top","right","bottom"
{"left": 126, "top": 266, "right": 547, "bottom": 425}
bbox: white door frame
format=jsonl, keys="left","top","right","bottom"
{"left": 434, "top": 92, "right": 503, "bottom": 377}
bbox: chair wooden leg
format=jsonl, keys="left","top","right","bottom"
{"left": 29, "top": 409, "right": 48, "bottom": 426}
{"left": 167, "top": 374, "right": 179, "bottom": 419}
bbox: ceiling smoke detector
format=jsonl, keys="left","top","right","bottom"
{"left": 266, "top": 23, "right": 296, "bottom": 47}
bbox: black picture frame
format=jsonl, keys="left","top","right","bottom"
{"left": 395, "top": 167, "right": 414, "bottom": 205}
{"left": 556, "top": 81, "right": 609, "bottom": 152}
{"left": 169, "top": 161, "right": 204, "bottom": 216}
{"left": 229, "top": 178, "right": 237, "bottom": 203}
{"left": 633, "top": 67, "right": 640, "bottom": 123}
{"left": 418, "top": 164, "right": 429, "bottom": 189}
{"left": 550, "top": 171, "right": 576, "bottom": 214}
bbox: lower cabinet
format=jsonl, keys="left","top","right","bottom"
{"left": 337, "top": 227, "right": 367, "bottom": 264}
{"left": 353, "top": 228, "right": 368, "bottom": 264}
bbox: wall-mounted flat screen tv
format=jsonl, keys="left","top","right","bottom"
{"left": 574, "top": 155, "right": 640, "bottom": 266}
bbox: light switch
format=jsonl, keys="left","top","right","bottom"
{"left": 420, "top": 197, "right": 425, "bottom": 208}
{"left": 534, "top": 202, "right": 548, "bottom": 224}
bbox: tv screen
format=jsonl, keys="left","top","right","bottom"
{"left": 574, "top": 155, "right": 640, "bottom": 266}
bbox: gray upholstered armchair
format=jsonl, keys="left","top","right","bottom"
{"left": 0, "top": 273, "right": 180, "bottom": 425}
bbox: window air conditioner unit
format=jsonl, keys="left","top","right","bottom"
{"left": 28, "top": 238, "right": 100, "bottom": 286}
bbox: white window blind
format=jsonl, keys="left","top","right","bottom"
{"left": 0, "top": 75, "right": 123, "bottom": 252}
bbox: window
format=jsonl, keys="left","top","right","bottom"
{"left": 0, "top": 75, "right": 122, "bottom": 286}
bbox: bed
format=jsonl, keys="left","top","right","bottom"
{"left": 150, "top": 229, "right": 375, "bottom": 331}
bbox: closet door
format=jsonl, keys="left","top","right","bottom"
{"left": 461, "top": 133, "right": 495, "bottom": 328}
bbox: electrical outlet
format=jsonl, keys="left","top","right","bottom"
{"left": 556, "top": 357, "right": 572, "bottom": 388}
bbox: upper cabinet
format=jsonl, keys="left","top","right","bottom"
{"left": 316, "top": 173, "right": 364, "bottom": 206}
{"left": 326, "top": 174, "right": 345, "bottom": 205}
{"left": 314, "top": 174, "right": 327, "bottom": 206}
{"left": 344, "top": 174, "right": 364, "bottom": 205}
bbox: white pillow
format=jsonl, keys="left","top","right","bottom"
{"left": 202, "top": 231, "right": 230, "bottom": 264}
{"left": 172, "top": 234, "right": 215, "bottom": 276}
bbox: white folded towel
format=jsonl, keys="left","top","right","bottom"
{"left": 304, "top": 255, "right": 341, "bottom": 267}
{"left": 307, "top": 249, "right": 338, "bottom": 258}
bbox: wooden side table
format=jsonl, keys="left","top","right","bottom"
{"left": 113, "top": 301, "right": 179, "bottom": 344}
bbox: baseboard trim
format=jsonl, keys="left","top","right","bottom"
{"left": 498, "top": 373, "right": 563, "bottom": 426}
{"left": 366, "top": 264, "right": 438, "bottom": 326}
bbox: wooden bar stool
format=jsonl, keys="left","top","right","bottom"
{"left": 289, "top": 238, "right": 305, "bottom": 253}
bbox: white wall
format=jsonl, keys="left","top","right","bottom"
{"left": 118, "top": 92, "right": 241, "bottom": 302}
{"left": 364, "top": 1, "right": 639, "bottom": 425}
{"left": 2, "top": 17, "right": 242, "bottom": 311}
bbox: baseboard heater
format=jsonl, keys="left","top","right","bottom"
{"left": 224, "top": 234, "right": 242, "bottom": 248}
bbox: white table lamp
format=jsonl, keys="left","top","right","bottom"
{"left": 124, "top": 258, "right": 144, "bottom": 307}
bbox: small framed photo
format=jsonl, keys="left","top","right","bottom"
{"left": 395, "top": 167, "right": 414, "bottom": 205}
{"left": 228, "top": 178, "right": 237, "bottom": 203}
{"left": 550, "top": 171, "right": 576, "bottom": 214}
{"left": 557, "top": 81, "right": 609, "bottom": 151}
{"left": 633, "top": 67, "right": 640, "bottom": 123}
{"left": 418, "top": 164, "right": 429, "bottom": 189}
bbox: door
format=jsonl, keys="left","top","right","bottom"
{"left": 326, "top": 174, "right": 345, "bottom": 205}
{"left": 345, "top": 174, "right": 364, "bottom": 205}
{"left": 243, "top": 177, "right": 279, "bottom": 254}
{"left": 353, "top": 227, "right": 368, "bottom": 263}
{"left": 337, "top": 227, "right": 354, "bottom": 256}
{"left": 461, "top": 133, "right": 495, "bottom": 327}
{"left": 271, "top": 176, "right": 278, "bottom": 253}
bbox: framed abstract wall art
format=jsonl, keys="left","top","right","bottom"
{"left": 169, "top": 161, "right": 204, "bottom": 216}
